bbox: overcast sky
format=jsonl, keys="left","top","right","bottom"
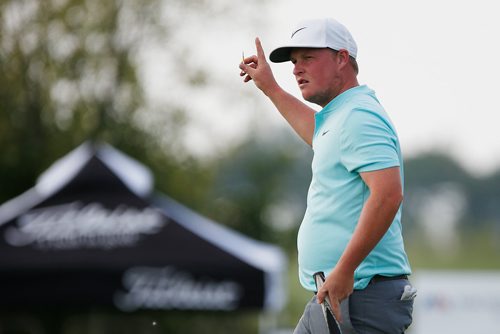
{"left": 145, "top": 0, "right": 500, "bottom": 176}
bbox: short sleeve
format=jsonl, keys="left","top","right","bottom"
{"left": 340, "top": 108, "right": 400, "bottom": 173}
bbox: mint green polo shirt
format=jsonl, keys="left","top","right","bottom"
{"left": 297, "top": 85, "right": 411, "bottom": 291}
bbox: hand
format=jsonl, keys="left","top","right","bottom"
{"left": 316, "top": 268, "right": 354, "bottom": 323}
{"left": 239, "top": 37, "right": 280, "bottom": 96}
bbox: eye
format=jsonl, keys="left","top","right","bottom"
{"left": 300, "top": 55, "right": 313, "bottom": 63}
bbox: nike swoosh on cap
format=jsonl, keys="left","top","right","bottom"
{"left": 291, "top": 27, "right": 307, "bottom": 39}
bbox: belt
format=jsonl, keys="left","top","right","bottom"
{"left": 369, "top": 274, "right": 408, "bottom": 284}
{"left": 314, "top": 274, "right": 408, "bottom": 294}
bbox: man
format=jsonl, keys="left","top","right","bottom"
{"left": 239, "top": 18, "right": 415, "bottom": 333}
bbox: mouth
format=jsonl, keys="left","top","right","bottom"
{"left": 297, "top": 78, "right": 309, "bottom": 89}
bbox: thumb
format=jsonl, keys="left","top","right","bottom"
{"left": 316, "top": 288, "right": 326, "bottom": 304}
{"left": 239, "top": 61, "right": 256, "bottom": 75}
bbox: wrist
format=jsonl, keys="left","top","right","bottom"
{"left": 334, "top": 258, "right": 356, "bottom": 277}
{"left": 263, "top": 81, "right": 282, "bottom": 98}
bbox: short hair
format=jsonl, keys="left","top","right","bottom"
{"left": 350, "top": 56, "right": 359, "bottom": 75}
{"left": 330, "top": 49, "right": 359, "bottom": 75}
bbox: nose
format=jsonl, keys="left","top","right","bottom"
{"left": 293, "top": 62, "right": 303, "bottom": 76}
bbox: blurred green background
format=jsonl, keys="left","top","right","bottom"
{"left": 1, "top": 0, "right": 499, "bottom": 333}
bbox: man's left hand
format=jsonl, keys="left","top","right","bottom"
{"left": 316, "top": 267, "right": 354, "bottom": 323}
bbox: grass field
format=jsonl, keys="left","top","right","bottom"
{"left": 406, "top": 227, "right": 500, "bottom": 270}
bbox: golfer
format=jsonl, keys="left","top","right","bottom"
{"left": 239, "top": 18, "right": 415, "bottom": 333}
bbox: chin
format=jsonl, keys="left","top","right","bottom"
{"left": 301, "top": 91, "right": 315, "bottom": 102}
{"left": 304, "top": 91, "right": 331, "bottom": 107}
{"left": 303, "top": 95, "right": 321, "bottom": 106}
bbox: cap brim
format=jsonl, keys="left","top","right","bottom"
{"left": 269, "top": 47, "right": 294, "bottom": 63}
{"left": 269, "top": 44, "right": 331, "bottom": 63}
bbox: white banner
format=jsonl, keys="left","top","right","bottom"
{"left": 413, "top": 270, "right": 500, "bottom": 334}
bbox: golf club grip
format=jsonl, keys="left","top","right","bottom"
{"left": 313, "top": 272, "right": 342, "bottom": 334}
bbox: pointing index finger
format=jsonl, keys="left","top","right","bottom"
{"left": 255, "top": 37, "right": 266, "bottom": 62}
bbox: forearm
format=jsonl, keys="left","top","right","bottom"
{"left": 265, "top": 85, "right": 316, "bottom": 145}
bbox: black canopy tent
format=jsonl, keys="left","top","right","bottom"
{"left": 0, "top": 142, "right": 286, "bottom": 314}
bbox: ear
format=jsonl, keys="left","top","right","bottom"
{"left": 336, "top": 49, "right": 351, "bottom": 68}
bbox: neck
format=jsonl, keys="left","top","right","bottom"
{"left": 319, "top": 77, "right": 360, "bottom": 108}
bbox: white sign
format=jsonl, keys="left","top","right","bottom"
{"left": 412, "top": 270, "right": 500, "bottom": 334}
{"left": 4, "top": 202, "right": 166, "bottom": 249}
{"left": 114, "top": 266, "right": 242, "bottom": 311}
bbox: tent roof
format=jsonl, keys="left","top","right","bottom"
{"left": 0, "top": 142, "right": 153, "bottom": 227}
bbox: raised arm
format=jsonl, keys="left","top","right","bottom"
{"left": 239, "top": 38, "right": 316, "bottom": 145}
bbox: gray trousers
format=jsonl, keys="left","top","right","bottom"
{"left": 293, "top": 278, "right": 414, "bottom": 334}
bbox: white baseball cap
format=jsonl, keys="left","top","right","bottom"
{"left": 269, "top": 18, "right": 358, "bottom": 63}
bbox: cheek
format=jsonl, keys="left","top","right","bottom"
{"left": 313, "top": 70, "right": 332, "bottom": 88}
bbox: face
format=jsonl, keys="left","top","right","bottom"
{"left": 290, "top": 48, "right": 342, "bottom": 107}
